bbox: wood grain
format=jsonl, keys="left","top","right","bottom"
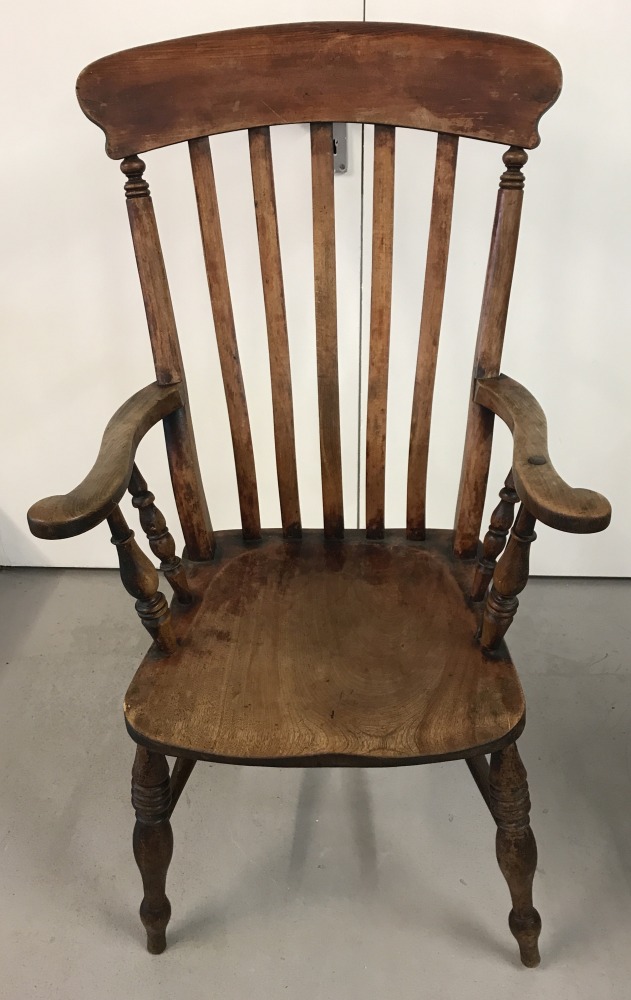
{"left": 189, "top": 136, "right": 261, "bottom": 540}
{"left": 366, "top": 125, "right": 396, "bottom": 539}
{"left": 124, "top": 530, "right": 525, "bottom": 765}
{"left": 28, "top": 383, "right": 183, "bottom": 539}
{"left": 76, "top": 23, "right": 561, "bottom": 158}
{"left": 311, "top": 123, "right": 344, "bottom": 538}
{"left": 480, "top": 504, "right": 537, "bottom": 652}
{"left": 131, "top": 747, "right": 173, "bottom": 954}
{"left": 471, "top": 469, "right": 519, "bottom": 601}
{"left": 122, "top": 154, "right": 214, "bottom": 559}
{"left": 490, "top": 742, "right": 541, "bottom": 967}
{"left": 407, "top": 133, "right": 458, "bottom": 539}
{"left": 475, "top": 375, "right": 611, "bottom": 532}
{"left": 453, "top": 148, "right": 528, "bottom": 557}
{"left": 248, "top": 126, "right": 301, "bottom": 537}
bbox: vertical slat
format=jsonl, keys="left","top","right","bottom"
{"left": 248, "top": 126, "right": 301, "bottom": 538}
{"left": 121, "top": 156, "right": 214, "bottom": 560}
{"left": 310, "top": 123, "right": 344, "bottom": 538}
{"left": 365, "top": 125, "right": 396, "bottom": 539}
{"left": 406, "top": 134, "right": 458, "bottom": 540}
{"left": 453, "top": 147, "right": 528, "bottom": 558}
{"left": 189, "top": 136, "right": 261, "bottom": 541}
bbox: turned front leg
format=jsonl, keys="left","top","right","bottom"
{"left": 490, "top": 742, "right": 541, "bottom": 967}
{"left": 131, "top": 747, "right": 173, "bottom": 954}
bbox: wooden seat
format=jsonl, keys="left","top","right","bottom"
{"left": 27, "top": 21, "right": 611, "bottom": 968}
{"left": 125, "top": 531, "right": 525, "bottom": 764}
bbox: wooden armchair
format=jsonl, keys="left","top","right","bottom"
{"left": 28, "top": 23, "right": 611, "bottom": 967}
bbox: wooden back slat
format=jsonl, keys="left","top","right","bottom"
{"left": 365, "top": 125, "right": 396, "bottom": 539}
{"left": 406, "top": 133, "right": 459, "bottom": 540}
{"left": 310, "top": 123, "right": 344, "bottom": 538}
{"left": 189, "top": 136, "right": 261, "bottom": 540}
{"left": 248, "top": 127, "right": 301, "bottom": 538}
{"left": 453, "top": 147, "right": 528, "bottom": 558}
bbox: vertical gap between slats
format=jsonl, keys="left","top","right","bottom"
{"left": 310, "top": 123, "right": 344, "bottom": 538}
{"left": 365, "top": 124, "right": 396, "bottom": 539}
{"left": 406, "top": 133, "right": 459, "bottom": 540}
{"left": 248, "top": 126, "right": 301, "bottom": 538}
{"left": 188, "top": 136, "right": 261, "bottom": 540}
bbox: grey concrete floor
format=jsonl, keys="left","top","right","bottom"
{"left": 1, "top": 568, "right": 630, "bottom": 999}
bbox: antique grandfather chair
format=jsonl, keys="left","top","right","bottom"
{"left": 28, "top": 22, "right": 611, "bottom": 967}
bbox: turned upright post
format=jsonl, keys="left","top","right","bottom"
{"left": 454, "top": 147, "right": 528, "bottom": 558}
{"left": 490, "top": 743, "right": 541, "bottom": 967}
{"left": 121, "top": 154, "right": 214, "bottom": 561}
{"left": 128, "top": 465, "right": 193, "bottom": 605}
{"left": 480, "top": 504, "right": 537, "bottom": 651}
{"left": 107, "top": 505, "right": 176, "bottom": 653}
{"left": 471, "top": 470, "right": 520, "bottom": 601}
{"left": 131, "top": 747, "right": 173, "bottom": 954}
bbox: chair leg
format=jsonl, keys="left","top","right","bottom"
{"left": 131, "top": 746, "right": 174, "bottom": 954}
{"left": 489, "top": 741, "right": 541, "bottom": 967}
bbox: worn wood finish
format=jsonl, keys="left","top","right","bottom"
{"left": 124, "top": 530, "right": 525, "bottom": 765}
{"left": 121, "top": 156, "right": 182, "bottom": 385}
{"left": 76, "top": 23, "right": 561, "bottom": 158}
{"left": 131, "top": 747, "right": 173, "bottom": 954}
{"left": 480, "top": 505, "right": 537, "bottom": 652}
{"left": 453, "top": 148, "right": 528, "bottom": 558}
{"left": 490, "top": 742, "right": 541, "bottom": 967}
{"left": 128, "top": 465, "right": 192, "bottom": 604}
{"left": 108, "top": 505, "right": 176, "bottom": 654}
{"left": 366, "top": 125, "right": 396, "bottom": 538}
{"left": 407, "top": 133, "right": 458, "bottom": 540}
{"left": 311, "top": 123, "right": 344, "bottom": 538}
{"left": 475, "top": 375, "right": 612, "bottom": 533}
{"left": 121, "top": 155, "right": 214, "bottom": 559}
{"left": 471, "top": 469, "right": 519, "bottom": 601}
{"left": 189, "top": 135, "right": 261, "bottom": 540}
{"left": 27, "top": 383, "right": 182, "bottom": 540}
{"left": 27, "top": 20, "right": 615, "bottom": 966}
{"left": 248, "top": 126, "right": 301, "bottom": 537}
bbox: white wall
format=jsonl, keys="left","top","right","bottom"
{"left": 2, "top": 3, "right": 629, "bottom": 574}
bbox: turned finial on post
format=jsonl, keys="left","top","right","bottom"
{"left": 121, "top": 155, "right": 150, "bottom": 199}
{"left": 499, "top": 147, "right": 528, "bottom": 191}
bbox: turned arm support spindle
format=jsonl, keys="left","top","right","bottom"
{"left": 128, "top": 465, "right": 193, "bottom": 604}
{"left": 471, "top": 470, "right": 520, "bottom": 601}
{"left": 107, "top": 505, "right": 176, "bottom": 653}
{"left": 480, "top": 504, "right": 537, "bottom": 652}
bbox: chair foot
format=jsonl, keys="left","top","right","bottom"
{"left": 489, "top": 741, "right": 541, "bottom": 967}
{"left": 131, "top": 746, "right": 173, "bottom": 954}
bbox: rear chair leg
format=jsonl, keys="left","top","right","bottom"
{"left": 131, "top": 746, "right": 173, "bottom": 954}
{"left": 489, "top": 741, "right": 541, "bottom": 967}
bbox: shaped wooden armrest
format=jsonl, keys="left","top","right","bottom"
{"left": 28, "top": 382, "right": 184, "bottom": 540}
{"left": 474, "top": 375, "right": 611, "bottom": 534}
